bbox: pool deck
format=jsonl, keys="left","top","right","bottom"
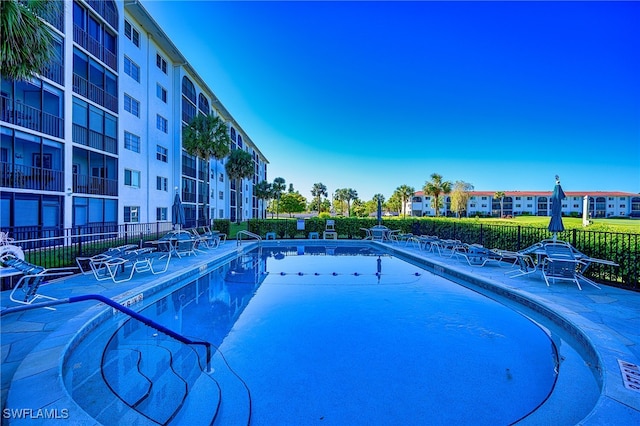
{"left": 1, "top": 239, "right": 639, "bottom": 424}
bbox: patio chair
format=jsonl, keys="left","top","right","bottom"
{"left": 387, "top": 229, "right": 401, "bottom": 243}
{"left": 541, "top": 242, "right": 584, "bottom": 290}
{"left": 173, "top": 231, "right": 197, "bottom": 257}
{"left": 76, "top": 244, "right": 138, "bottom": 275}
{"left": 360, "top": 228, "right": 372, "bottom": 240}
{"left": 204, "top": 226, "right": 227, "bottom": 244}
{"left": 437, "top": 239, "right": 465, "bottom": 257}
{"left": 416, "top": 235, "right": 441, "bottom": 254}
{"left": 455, "top": 244, "right": 503, "bottom": 267}
{"left": 98, "top": 248, "right": 170, "bottom": 283}
{"left": 323, "top": 220, "right": 338, "bottom": 240}
{"left": 189, "top": 228, "right": 215, "bottom": 250}
{"left": 370, "top": 225, "right": 388, "bottom": 242}
{"left": 1, "top": 254, "right": 76, "bottom": 308}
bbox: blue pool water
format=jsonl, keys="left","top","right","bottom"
{"left": 64, "top": 245, "right": 559, "bottom": 425}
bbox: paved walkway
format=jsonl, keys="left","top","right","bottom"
{"left": 1, "top": 240, "right": 639, "bottom": 424}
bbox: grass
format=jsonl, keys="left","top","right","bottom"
{"left": 476, "top": 216, "right": 640, "bottom": 233}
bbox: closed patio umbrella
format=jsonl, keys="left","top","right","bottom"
{"left": 377, "top": 198, "right": 382, "bottom": 226}
{"left": 548, "top": 175, "right": 566, "bottom": 242}
{"left": 172, "top": 191, "right": 186, "bottom": 230}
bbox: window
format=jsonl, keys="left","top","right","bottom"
{"left": 156, "top": 54, "right": 167, "bottom": 74}
{"left": 124, "top": 57, "right": 140, "bottom": 82}
{"left": 156, "top": 207, "right": 167, "bottom": 221}
{"left": 156, "top": 176, "right": 168, "bottom": 191}
{"left": 156, "top": 84, "right": 167, "bottom": 103}
{"left": 219, "top": 173, "right": 224, "bottom": 182}
{"left": 124, "top": 94, "right": 140, "bottom": 117}
{"left": 124, "top": 206, "right": 139, "bottom": 223}
{"left": 124, "top": 20, "right": 139, "bottom": 47}
{"left": 156, "top": 145, "right": 168, "bottom": 162}
{"left": 219, "top": 191, "right": 224, "bottom": 200}
{"left": 124, "top": 169, "right": 140, "bottom": 188}
{"left": 124, "top": 131, "right": 140, "bottom": 153}
{"left": 156, "top": 114, "right": 168, "bottom": 133}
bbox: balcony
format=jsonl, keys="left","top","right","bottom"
{"left": 86, "top": 0, "right": 118, "bottom": 30}
{"left": 72, "top": 124, "right": 117, "bottom": 155}
{"left": 72, "top": 74, "right": 118, "bottom": 113}
{"left": 73, "top": 173, "right": 118, "bottom": 196}
{"left": 0, "top": 162, "right": 63, "bottom": 192}
{"left": 41, "top": 60, "right": 64, "bottom": 85}
{"left": 73, "top": 25, "right": 118, "bottom": 72}
{"left": 0, "top": 95, "right": 64, "bottom": 139}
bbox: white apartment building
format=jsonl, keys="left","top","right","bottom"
{"left": 410, "top": 191, "right": 640, "bottom": 218}
{"left": 1, "top": 0, "right": 268, "bottom": 238}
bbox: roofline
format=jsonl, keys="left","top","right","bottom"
{"left": 124, "top": 0, "right": 269, "bottom": 163}
{"left": 413, "top": 190, "right": 639, "bottom": 197}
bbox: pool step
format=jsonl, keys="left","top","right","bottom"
{"left": 169, "top": 373, "right": 221, "bottom": 425}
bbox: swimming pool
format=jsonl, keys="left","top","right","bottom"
{"left": 63, "top": 243, "right": 578, "bottom": 425}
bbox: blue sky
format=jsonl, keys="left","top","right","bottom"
{"left": 142, "top": 0, "right": 640, "bottom": 201}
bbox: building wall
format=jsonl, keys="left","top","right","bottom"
{"left": 410, "top": 192, "right": 640, "bottom": 218}
{"left": 0, "top": 0, "right": 268, "bottom": 235}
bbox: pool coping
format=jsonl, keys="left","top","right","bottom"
{"left": 2, "top": 240, "right": 639, "bottom": 424}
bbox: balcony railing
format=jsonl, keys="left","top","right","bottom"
{"left": 73, "top": 173, "right": 118, "bottom": 196}
{"left": 86, "top": 0, "right": 118, "bottom": 30}
{"left": 72, "top": 124, "right": 117, "bottom": 155}
{"left": 0, "top": 95, "right": 64, "bottom": 138}
{"left": 0, "top": 162, "right": 63, "bottom": 192}
{"left": 73, "top": 25, "right": 118, "bottom": 72}
{"left": 72, "top": 73, "right": 118, "bottom": 113}
{"left": 41, "top": 60, "right": 64, "bottom": 85}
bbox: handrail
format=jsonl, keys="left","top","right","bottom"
{"left": 0, "top": 294, "right": 212, "bottom": 370}
{"left": 237, "top": 230, "right": 262, "bottom": 245}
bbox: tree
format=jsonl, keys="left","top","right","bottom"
{"left": 451, "top": 181, "right": 474, "bottom": 218}
{"left": 1, "top": 0, "right": 60, "bottom": 81}
{"left": 395, "top": 185, "right": 415, "bottom": 218}
{"left": 311, "top": 182, "right": 328, "bottom": 214}
{"left": 494, "top": 191, "right": 505, "bottom": 218}
{"left": 224, "top": 149, "right": 254, "bottom": 223}
{"left": 423, "top": 173, "right": 452, "bottom": 217}
{"left": 387, "top": 192, "right": 402, "bottom": 216}
{"left": 340, "top": 188, "right": 358, "bottom": 217}
{"left": 254, "top": 180, "right": 273, "bottom": 219}
{"left": 182, "top": 114, "right": 231, "bottom": 161}
{"left": 272, "top": 177, "right": 286, "bottom": 219}
{"left": 279, "top": 192, "right": 307, "bottom": 217}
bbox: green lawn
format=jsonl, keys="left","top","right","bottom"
{"left": 477, "top": 215, "right": 640, "bottom": 233}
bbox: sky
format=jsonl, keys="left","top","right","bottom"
{"left": 141, "top": 0, "right": 640, "bottom": 201}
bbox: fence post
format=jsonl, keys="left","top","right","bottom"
{"left": 572, "top": 228, "right": 577, "bottom": 247}
{"left": 78, "top": 226, "right": 83, "bottom": 257}
{"left": 517, "top": 226, "right": 521, "bottom": 251}
{"left": 124, "top": 223, "right": 129, "bottom": 245}
{"left": 479, "top": 224, "right": 483, "bottom": 246}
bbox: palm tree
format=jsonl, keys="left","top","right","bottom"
{"left": 183, "top": 113, "right": 231, "bottom": 225}
{"left": 225, "top": 149, "right": 254, "bottom": 223}
{"left": 423, "top": 173, "right": 452, "bottom": 217}
{"left": 182, "top": 113, "right": 231, "bottom": 161}
{"left": 311, "top": 182, "right": 328, "bottom": 214}
{"left": 254, "top": 180, "right": 273, "bottom": 219}
{"left": 272, "top": 177, "right": 286, "bottom": 219}
{"left": 494, "top": 191, "right": 505, "bottom": 218}
{"left": 395, "top": 185, "right": 415, "bottom": 218}
{"left": 343, "top": 188, "right": 358, "bottom": 217}
{"left": 1, "top": 0, "right": 60, "bottom": 80}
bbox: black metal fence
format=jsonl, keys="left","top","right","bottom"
{"left": 1, "top": 219, "right": 231, "bottom": 285}
{"left": 410, "top": 221, "right": 639, "bottom": 290}
{"left": 2, "top": 219, "right": 638, "bottom": 291}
